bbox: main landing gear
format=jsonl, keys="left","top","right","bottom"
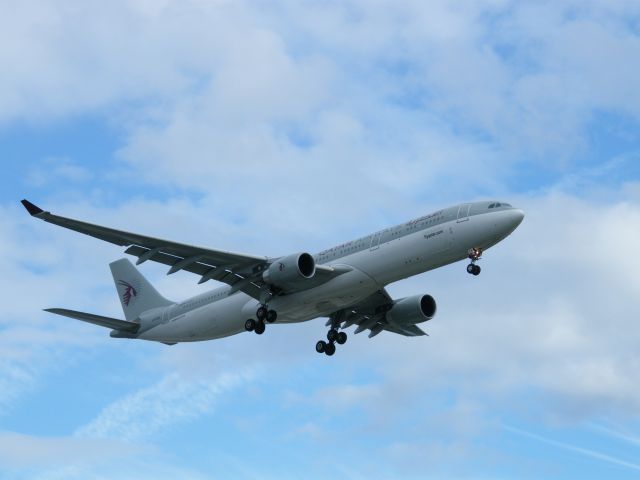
{"left": 467, "top": 247, "right": 482, "bottom": 276}
{"left": 315, "top": 317, "right": 348, "bottom": 356}
{"left": 244, "top": 304, "right": 278, "bottom": 335}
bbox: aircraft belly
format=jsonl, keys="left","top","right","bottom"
{"left": 139, "top": 295, "right": 247, "bottom": 342}
{"left": 265, "top": 267, "right": 379, "bottom": 323}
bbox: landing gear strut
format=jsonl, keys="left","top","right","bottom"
{"left": 245, "top": 304, "right": 278, "bottom": 335}
{"left": 467, "top": 247, "right": 482, "bottom": 276}
{"left": 316, "top": 316, "right": 348, "bottom": 356}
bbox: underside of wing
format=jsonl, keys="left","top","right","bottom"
{"left": 382, "top": 323, "right": 427, "bottom": 337}
{"left": 123, "top": 245, "right": 267, "bottom": 299}
{"left": 329, "top": 289, "right": 428, "bottom": 338}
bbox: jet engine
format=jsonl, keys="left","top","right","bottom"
{"left": 263, "top": 252, "right": 316, "bottom": 289}
{"left": 386, "top": 294, "right": 437, "bottom": 325}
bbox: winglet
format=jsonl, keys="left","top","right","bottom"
{"left": 21, "top": 199, "right": 44, "bottom": 216}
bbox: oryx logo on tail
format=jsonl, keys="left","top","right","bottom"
{"left": 118, "top": 280, "right": 138, "bottom": 307}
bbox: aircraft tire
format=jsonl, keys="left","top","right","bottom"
{"left": 255, "top": 321, "right": 266, "bottom": 335}
{"left": 316, "top": 340, "right": 327, "bottom": 353}
{"left": 256, "top": 306, "right": 268, "bottom": 321}
{"left": 327, "top": 328, "right": 339, "bottom": 342}
{"left": 324, "top": 342, "right": 336, "bottom": 356}
{"left": 266, "top": 310, "right": 277, "bottom": 323}
{"left": 473, "top": 265, "right": 481, "bottom": 276}
{"left": 466, "top": 264, "right": 475, "bottom": 274}
{"left": 337, "top": 331, "right": 347, "bottom": 345}
{"left": 245, "top": 319, "right": 256, "bottom": 331}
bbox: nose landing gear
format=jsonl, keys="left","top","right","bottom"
{"left": 245, "top": 304, "right": 278, "bottom": 335}
{"left": 467, "top": 247, "right": 482, "bottom": 276}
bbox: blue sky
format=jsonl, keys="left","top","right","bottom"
{"left": 2, "top": 1, "right": 640, "bottom": 479}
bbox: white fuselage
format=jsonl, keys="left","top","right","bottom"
{"left": 133, "top": 202, "right": 524, "bottom": 343}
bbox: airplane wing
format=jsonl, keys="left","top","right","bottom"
{"left": 330, "top": 288, "right": 428, "bottom": 338}
{"left": 22, "top": 200, "right": 344, "bottom": 300}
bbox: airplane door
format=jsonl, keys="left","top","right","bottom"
{"left": 457, "top": 204, "right": 471, "bottom": 223}
{"left": 369, "top": 232, "right": 382, "bottom": 251}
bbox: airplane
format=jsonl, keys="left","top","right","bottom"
{"left": 21, "top": 199, "right": 524, "bottom": 356}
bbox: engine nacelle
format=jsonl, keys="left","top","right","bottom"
{"left": 386, "top": 294, "right": 437, "bottom": 325}
{"left": 262, "top": 252, "right": 316, "bottom": 290}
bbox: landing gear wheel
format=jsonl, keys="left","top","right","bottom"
{"left": 324, "top": 342, "right": 336, "bottom": 356}
{"left": 254, "top": 320, "right": 266, "bottom": 335}
{"left": 266, "top": 310, "right": 278, "bottom": 323}
{"left": 472, "top": 264, "right": 481, "bottom": 276}
{"left": 316, "top": 340, "right": 327, "bottom": 353}
{"left": 256, "top": 306, "right": 268, "bottom": 321}
{"left": 327, "top": 329, "right": 339, "bottom": 342}
{"left": 467, "top": 264, "right": 475, "bottom": 274}
{"left": 336, "top": 331, "right": 347, "bottom": 345}
{"left": 244, "top": 319, "right": 256, "bottom": 332}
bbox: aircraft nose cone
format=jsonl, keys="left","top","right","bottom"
{"left": 510, "top": 208, "right": 525, "bottom": 228}
{"left": 492, "top": 208, "right": 524, "bottom": 240}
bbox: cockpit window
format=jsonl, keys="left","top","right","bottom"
{"left": 489, "top": 202, "right": 512, "bottom": 209}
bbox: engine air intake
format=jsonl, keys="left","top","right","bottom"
{"left": 262, "top": 252, "right": 317, "bottom": 290}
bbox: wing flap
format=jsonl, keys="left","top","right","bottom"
{"left": 124, "top": 245, "right": 213, "bottom": 276}
{"left": 383, "top": 324, "right": 427, "bottom": 337}
{"left": 124, "top": 245, "right": 264, "bottom": 299}
{"left": 329, "top": 289, "right": 429, "bottom": 338}
{"left": 45, "top": 308, "right": 140, "bottom": 333}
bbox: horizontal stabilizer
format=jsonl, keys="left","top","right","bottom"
{"left": 45, "top": 308, "right": 140, "bottom": 333}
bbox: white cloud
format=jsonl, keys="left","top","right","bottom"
{"left": 3, "top": 1, "right": 638, "bottom": 190}
{"left": 504, "top": 424, "right": 640, "bottom": 473}
{"left": 589, "top": 422, "right": 640, "bottom": 447}
{"left": 26, "top": 157, "right": 93, "bottom": 187}
{"left": 75, "top": 370, "right": 252, "bottom": 441}
{"left": 0, "top": 431, "right": 145, "bottom": 469}
{"left": 2, "top": 1, "right": 640, "bottom": 476}
{"left": 349, "top": 190, "right": 640, "bottom": 422}
{"left": 28, "top": 463, "right": 211, "bottom": 480}
{"left": 312, "top": 384, "right": 382, "bottom": 413}
{"left": 5, "top": 178, "right": 640, "bottom": 477}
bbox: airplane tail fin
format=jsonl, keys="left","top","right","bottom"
{"left": 109, "top": 258, "right": 173, "bottom": 321}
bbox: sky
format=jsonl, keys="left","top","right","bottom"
{"left": 1, "top": 0, "right": 640, "bottom": 478}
